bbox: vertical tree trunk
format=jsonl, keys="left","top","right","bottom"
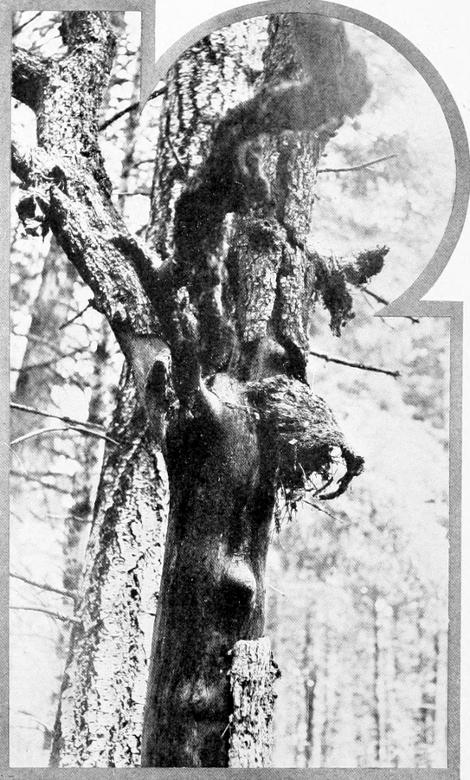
{"left": 13, "top": 10, "right": 378, "bottom": 769}
{"left": 320, "top": 623, "right": 330, "bottom": 766}
{"left": 141, "top": 14, "right": 373, "bottom": 767}
{"left": 227, "top": 638, "right": 280, "bottom": 766}
{"left": 371, "top": 596, "right": 381, "bottom": 764}
{"left": 303, "top": 607, "right": 316, "bottom": 768}
{"left": 50, "top": 368, "right": 168, "bottom": 766}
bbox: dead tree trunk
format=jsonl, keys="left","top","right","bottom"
{"left": 141, "top": 14, "right": 382, "bottom": 767}
{"left": 12, "top": 11, "right": 387, "bottom": 767}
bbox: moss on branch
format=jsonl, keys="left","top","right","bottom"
{"left": 312, "top": 246, "right": 389, "bottom": 336}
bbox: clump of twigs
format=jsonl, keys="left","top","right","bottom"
{"left": 247, "top": 376, "right": 364, "bottom": 525}
{"left": 312, "top": 246, "right": 389, "bottom": 336}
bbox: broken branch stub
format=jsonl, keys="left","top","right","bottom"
{"left": 228, "top": 637, "right": 280, "bottom": 768}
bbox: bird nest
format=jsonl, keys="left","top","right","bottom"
{"left": 246, "top": 376, "right": 364, "bottom": 514}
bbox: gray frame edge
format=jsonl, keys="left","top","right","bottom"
{"left": 2, "top": 0, "right": 468, "bottom": 778}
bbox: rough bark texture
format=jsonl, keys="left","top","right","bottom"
{"left": 12, "top": 12, "right": 164, "bottom": 397}
{"left": 50, "top": 368, "right": 168, "bottom": 767}
{"left": 12, "top": 11, "right": 386, "bottom": 768}
{"left": 227, "top": 637, "right": 280, "bottom": 767}
{"left": 141, "top": 14, "right": 380, "bottom": 768}
{"left": 12, "top": 14, "right": 168, "bottom": 766}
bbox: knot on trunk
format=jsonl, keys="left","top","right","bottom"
{"left": 246, "top": 376, "right": 363, "bottom": 503}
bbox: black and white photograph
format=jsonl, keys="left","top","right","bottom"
{"left": 5, "top": 1, "right": 469, "bottom": 773}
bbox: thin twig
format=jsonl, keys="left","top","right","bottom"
{"left": 16, "top": 710, "right": 51, "bottom": 733}
{"left": 11, "top": 401, "right": 107, "bottom": 431}
{"left": 11, "top": 345, "right": 91, "bottom": 372}
{"left": 10, "top": 572, "right": 76, "bottom": 602}
{"left": 133, "top": 158, "right": 156, "bottom": 167}
{"left": 361, "top": 287, "right": 420, "bottom": 324}
{"left": 115, "top": 188, "right": 151, "bottom": 197}
{"left": 10, "top": 471, "right": 71, "bottom": 494}
{"left": 13, "top": 12, "right": 42, "bottom": 36}
{"left": 166, "top": 133, "right": 185, "bottom": 174}
{"left": 11, "top": 330, "right": 68, "bottom": 355}
{"left": 309, "top": 350, "right": 400, "bottom": 378}
{"left": 266, "top": 582, "right": 286, "bottom": 597}
{"left": 46, "top": 512, "right": 92, "bottom": 525}
{"left": 59, "top": 301, "right": 93, "bottom": 330}
{"left": 318, "top": 154, "right": 397, "bottom": 174}
{"left": 303, "top": 499, "right": 347, "bottom": 525}
{"left": 10, "top": 605, "right": 79, "bottom": 625}
{"left": 10, "top": 424, "right": 119, "bottom": 447}
{"left": 99, "top": 86, "right": 166, "bottom": 131}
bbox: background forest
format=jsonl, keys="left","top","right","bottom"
{"left": 10, "top": 11, "right": 452, "bottom": 768}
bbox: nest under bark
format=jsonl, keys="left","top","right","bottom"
{"left": 246, "top": 376, "right": 363, "bottom": 503}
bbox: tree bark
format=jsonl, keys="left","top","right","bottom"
{"left": 227, "top": 638, "right": 280, "bottom": 766}
{"left": 50, "top": 368, "right": 168, "bottom": 766}
{"left": 12, "top": 11, "right": 386, "bottom": 768}
{"left": 141, "top": 14, "right": 376, "bottom": 767}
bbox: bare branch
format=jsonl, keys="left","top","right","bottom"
{"left": 46, "top": 513, "right": 91, "bottom": 526}
{"left": 10, "top": 605, "right": 79, "bottom": 625}
{"left": 114, "top": 189, "right": 151, "bottom": 197}
{"left": 10, "top": 424, "right": 119, "bottom": 447}
{"left": 266, "top": 582, "right": 286, "bottom": 597}
{"left": 11, "top": 330, "right": 67, "bottom": 354}
{"left": 318, "top": 153, "right": 397, "bottom": 174}
{"left": 309, "top": 349, "right": 401, "bottom": 378}
{"left": 12, "top": 45, "right": 48, "bottom": 110}
{"left": 58, "top": 301, "right": 93, "bottom": 330}
{"left": 13, "top": 12, "right": 43, "bottom": 36}
{"left": 10, "top": 400, "right": 107, "bottom": 431}
{"left": 361, "top": 287, "right": 420, "bottom": 324}
{"left": 11, "top": 346, "right": 90, "bottom": 372}
{"left": 10, "top": 471, "right": 72, "bottom": 494}
{"left": 99, "top": 85, "right": 166, "bottom": 131}
{"left": 10, "top": 572, "right": 77, "bottom": 602}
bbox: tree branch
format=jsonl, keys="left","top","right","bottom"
{"left": 10, "top": 572, "right": 77, "bottom": 602}
{"left": 99, "top": 85, "right": 166, "bottom": 131}
{"left": 12, "top": 45, "right": 48, "bottom": 110}
{"left": 361, "top": 286, "right": 420, "bottom": 324}
{"left": 318, "top": 153, "right": 397, "bottom": 174}
{"left": 309, "top": 349, "right": 401, "bottom": 378}
{"left": 11, "top": 346, "right": 90, "bottom": 372}
{"left": 10, "top": 605, "right": 79, "bottom": 624}
{"left": 11, "top": 14, "right": 168, "bottom": 397}
{"left": 10, "top": 400, "right": 108, "bottom": 431}
{"left": 58, "top": 301, "right": 93, "bottom": 329}
{"left": 10, "top": 424, "right": 119, "bottom": 447}
{"left": 13, "top": 12, "right": 43, "bottom": 36}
